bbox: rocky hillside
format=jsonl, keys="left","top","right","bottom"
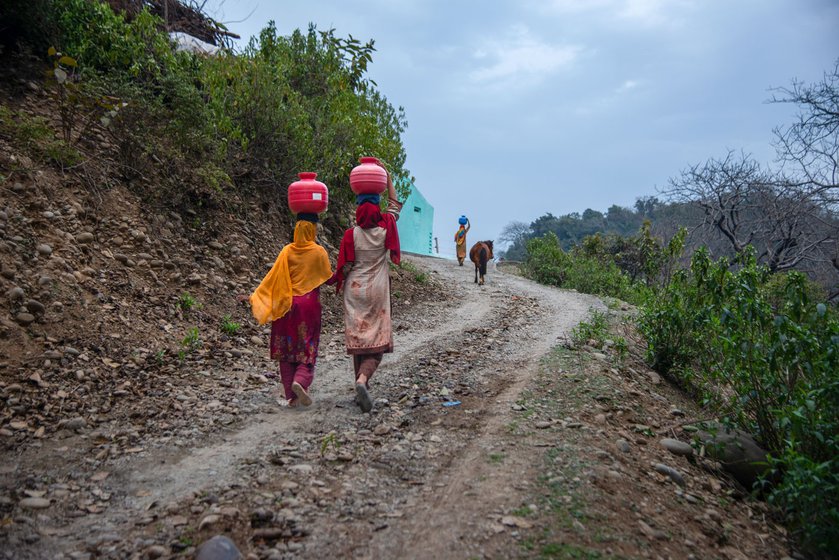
{"left": 0, "top": 82, "right": 435, "bottom": 457}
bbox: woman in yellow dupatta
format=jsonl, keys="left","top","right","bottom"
{"left": 250, "top": 215, "right": 332, "bottom": 407}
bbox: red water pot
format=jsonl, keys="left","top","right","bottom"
{"left": 288, "top": 172, "right": 328, "bottom": 214}
{"left": 349, "top": 157, "right": 387, "bottom": 195}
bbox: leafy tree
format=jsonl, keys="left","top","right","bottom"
{"left": 202, "top": 22, "right": 409, "bottom": 207}
{"left": 605, "top": 204, "right": 643, "bottom": 236}
{"left": 634, "top": 195, "right": 662, "bottom": 218}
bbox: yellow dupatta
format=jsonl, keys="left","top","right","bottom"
{"left": 249, "top": 221, "right": 333, "bottom": 325}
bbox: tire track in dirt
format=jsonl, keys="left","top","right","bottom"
{"left": 362, "top": 261, "right": 604, "bottom": 559}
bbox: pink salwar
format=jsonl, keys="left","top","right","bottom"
{"left": 270, "top": 288, "right": 321, "bottom": 404}
{"left": 278, "top": 361, "right": 314, "bottom": 402}
{"left": 353, "top": 353, "right": 383, "bottom": 385}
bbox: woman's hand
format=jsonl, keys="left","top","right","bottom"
{"left": 377, "top": 161, "right": 397, "bottom": 202}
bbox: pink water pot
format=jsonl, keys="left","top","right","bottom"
{"left": 288, "top": 172, "right": 328, "bottom": 214}
{"left": 349, "top": 157, "right": 387, "bottom": 195}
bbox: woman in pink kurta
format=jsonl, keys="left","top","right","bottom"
{"left": 334, "top": 167, "right": 401, "bottom": 413}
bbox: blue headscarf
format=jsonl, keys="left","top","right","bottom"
{"left": 356, "top": 193, "right": 381, "bottom": 206}
{"left": 296, "top": 213, "right": 319, "bottom": 223}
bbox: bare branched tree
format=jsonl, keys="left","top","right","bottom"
{"left": 498, "top": 220, "right": 532, "bottom": 261}
{"left": 662, "top": 151, "right": 839, "bottom": 297}
{"left": 659, "top": 62, "right": 839, "bottom": 299}
{"left": 770, "top": 60, "right": 839, "bottom": 293}
{"left": 499, "top": 220, "right": 530, "bottom": 246}
{"left": 770, "top": 60, "right": 839, "bottom": 208}
{"left": 663, "top": 151, "right": 767, "bottom": 255}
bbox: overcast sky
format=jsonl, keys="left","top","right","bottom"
{"left": 205, "top": 0, "right": 839, "bottom": 256}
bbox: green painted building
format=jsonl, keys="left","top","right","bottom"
{"left": 397, "top": 180, "right": 435, "bottom": 256}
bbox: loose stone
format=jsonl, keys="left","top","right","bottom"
{"left": 653, "top": 463, "right": 685, "bottom": 486}
{"left": 660, "top": 438, "right": 694, "bottom": 457}
{"left": 19, "top": 497, "right": 51, "bottom": 509}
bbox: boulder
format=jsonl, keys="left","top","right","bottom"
{"left": 694, "top": 422, "right": 770, "bottom": 488}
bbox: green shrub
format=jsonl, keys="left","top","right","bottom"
{"left": 768, "top": 452, "right": 839, "bottom": 554}
{"left": 523, "top": 232, "right": 649, "bottom": 304}
{"left": 52, "top": 0, "right": 178, "bottom": 83}
{"left": 638, "top": 247, "right": 839, "bottom": 554}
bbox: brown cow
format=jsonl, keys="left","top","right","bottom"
{"left": 469, "top": 240, "right": 494, "bottom": 285}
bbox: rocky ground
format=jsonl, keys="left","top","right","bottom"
{"left": 1, "top": 86, "right": 796, "bottom": 560}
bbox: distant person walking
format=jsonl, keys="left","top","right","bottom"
{"left": 454, "top": 217, "right": 470, "bottom": 266}
{"left": 249, "top": 214, "right": 332, "bottom": 408}
{"left": 333, "top": 163, "right": 402, "bottom": 413}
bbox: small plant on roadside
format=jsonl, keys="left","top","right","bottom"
{"left": 178, "top": 535, "right": 194, "bottom": 547}
{"left": 320, "top": 432, "right": 341, "bottom": 457}
{"left": 604, "top": 297, "right": 622, "bottom": 310}
{"left": 488, "top": 452, "right": 505, "bottom": 464}
{"left": 177, "top": 292, "right": 198, "bottom": 311}
{"left": 220, "top": 314, "right": 241, "bottom": 335}
{"left": 570, "top": 310, "right": 609, "bottom": 347}
{"left": 45, "top": 47, "right": 125, "bottom": 149}
{"left": 399, "top": 260, "right": 429, "bottom": 283}
{"left": 612, "top": 336, "right": 629, "bottom": 362}
{"left": 512, "top": 504, "right": 534, "bottom": 517}
{"left": 0, "top": 105, "right": 81, "bottom": 168}
{"left": 181, "top": 327, "right": 201, "bottom": 350}
{"left": 154, "top": 349, "right": 167, "bottom": 365}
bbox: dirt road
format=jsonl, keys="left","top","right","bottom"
{"left": 3, "top": 254, "right": 790, "bottom": 560}
{"left": 2, "top": 255, "right": 603, "bottom": 559}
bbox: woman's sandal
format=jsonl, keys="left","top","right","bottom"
{"left": 291, "top": 382, "right": 312, "bottom": 406}
{"left": 355, "top": 383, "right": 373, "bottom": 413}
